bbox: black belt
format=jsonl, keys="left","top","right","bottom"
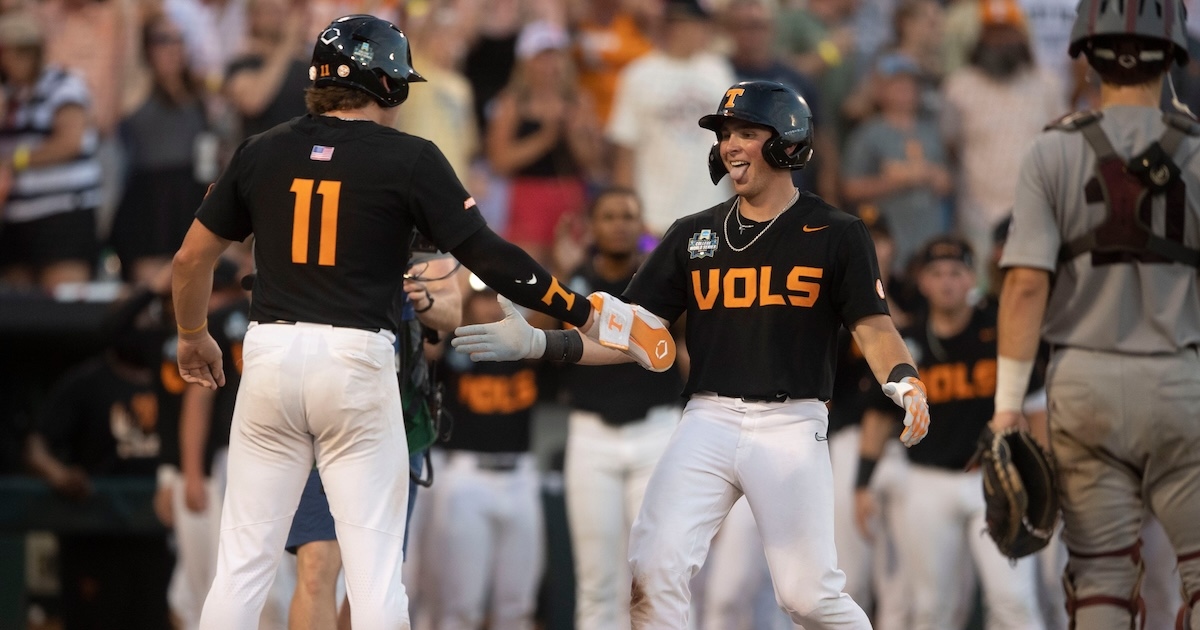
{"left": 738, "top": 393, "right": 792, "bottom": 403}
{"left": 264, "top": 320, "right": 385, "bottom": 334}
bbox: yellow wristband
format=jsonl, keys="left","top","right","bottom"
{"left": 12, "top": 145, "right": 31, "bottom": 171}
{"left": 817, "top": 40, "right": 842, "bottom": 67}
{"left": 177, "top": 321, "right": 208, "bottom": 335}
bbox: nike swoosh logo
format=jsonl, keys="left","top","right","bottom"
{"left": 516, "top": 274, "right": 537, "bottom": 285}
{"left": 803, "top": 225, "right": 829, "bottom": 233}
{"left": 815, "top": 432, "right": 828, "bottom": 441}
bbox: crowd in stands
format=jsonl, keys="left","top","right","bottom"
{"left": 3, "top": 0, "right": 1200, "bottom": 626}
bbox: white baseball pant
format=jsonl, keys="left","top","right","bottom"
{"left": 167, "top": 451, "right": 224, "bottom": 629}
{"left": 895, "top": 465, "right": 1045, "bottom": 630}
{"left": 565, "top": 406, "right": 679, "bottom": 630}
{"left": 827, "top": 426, "right": 910, "bottom": 630}
{"left": 199, "top": 322, "right": 409, "bottom": 630}
{"left": 628, "top": 393, "right": 870, "bottom": 629}
{"left": 423, "top": 450, "right": 543, "bottom": 630}
{"left": 702, "top": 496, "right": 801, "bottom": 630}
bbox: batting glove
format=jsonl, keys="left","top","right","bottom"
{"left": 883, "top": 377, "right": 930, "bottom": 447}
{"left": 451, "top": 296, "right": 545, "bottom": 362}
{"left": 583, "top": 291, "right": 675, "bottom": 372}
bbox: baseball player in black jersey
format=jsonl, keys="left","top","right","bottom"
{"left": 859, "top": 237, "right": 1046, "bottom": 629}
{"left": 992, "top": 0, "right": 1200, "bottom": 626}
{"left": 453, "top": 80, "right": 931, "bottom": 629}
{"left": 170, "top": 15, "right": 672, "bottom": 629}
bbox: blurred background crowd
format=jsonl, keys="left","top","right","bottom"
{"left": 1, "top": 0, "right": 1199, "bottom": 626}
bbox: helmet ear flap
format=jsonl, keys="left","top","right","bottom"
{"left": 708, "top": 142, "right": 728, "bottom": 184}
{"left": 762, "top": 135, "right": 813, "bottom": 170}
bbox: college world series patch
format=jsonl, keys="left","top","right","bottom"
{"left": 688, "top": 229, "right": 719, "bottom": 259}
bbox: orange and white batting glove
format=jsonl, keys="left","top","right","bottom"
{"left": 883, "top": 377, "right": 930, "bottom": 447}
{"left": 584, "top": 291, "right": 676, "bottom": 372}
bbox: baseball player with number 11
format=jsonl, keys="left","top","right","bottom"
{"left": 453, "top": 80, "right": 931, "bottom": 629}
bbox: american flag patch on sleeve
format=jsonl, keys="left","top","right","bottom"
{"left": 310, "top": 145, "right": 334, "bottom": 161}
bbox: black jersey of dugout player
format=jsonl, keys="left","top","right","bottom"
{"left": 562, "top": 262, "right": 683, "bottom": 425}
{"left": 828, "top": 329, "right": 875, "bottom": 435}
{"left": 196, "top": 115, "right": 486, "bottom": 331}
{"left": 439, "top": 345, "right": 536, "bottom": 454}
{"left": 899, "top": 301, "right": 1039, "bottom": 470}
{"left": 625, "top": 193, "right": 890, "bottom": 401}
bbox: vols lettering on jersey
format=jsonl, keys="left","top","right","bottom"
{"left": 455, "top": 369, "right": 538, "bottom": 415}
{"left": 624, "top": 194, "right": 889, "bottom": 401}
{"left": 922, "top": 358, "right": 997, "bottom": 404}
{"left": 691, "top": 266, "right": 823, "bottom": 310}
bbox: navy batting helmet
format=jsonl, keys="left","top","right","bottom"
{"left": 310, "top": 15, "right": 425, "bottom": 107}
{"left": 1068, "top": 0, "right": 1188, "bottom": 83}
{"left": 698, "top": 81, "right": 814, "bottom": 184}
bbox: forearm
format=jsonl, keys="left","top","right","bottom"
{"left": 994, "top": 267, "right": 1051, "bottom": 412}
{"left": 21, "top": 106, "right": 87, "bottom": 167}
{"left": 611, "top": 145, "right": 635, "bottom": 188}
{"left": 859, "top": 409, "right": 895, "bottom": 460}
{"left": 842, "top": 175, "right": 903, "bottom": 204}
{"left": 577, "top": 330, "right": 636, "bottom": 365}
{"left": 850, "top": 314, "right": 917, "bottom": 384}
{"left": 228, "top": 51, "right": 296, "bottom": 117}
{"left": 487, "top": 129, "right": 557, "bottom": 175}
{"left": 25, "top": 434, "right": 68, "bottom": 481}
{"left": 179, "top": 386, "right": 216, "bottom": 481}
{"left": 172, "top": 221, "right": 231, "bottom": 331}
{"left": 451, "top": 226, "right": 592, "bottom": 327}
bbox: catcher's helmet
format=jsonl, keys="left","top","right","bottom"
{"left": 310, "top": 15, "right": 425, "bottom": 107}
{"left": 1068, "top": 0, "right": 1188, "bottom": 82}
{"left": 698, "top": 81, "right": 814, "bottom": 184}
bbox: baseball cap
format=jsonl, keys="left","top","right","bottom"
{"left": 515, "top": 21, "right": 569, "bottom": 60}
{"left": 875, "top": 52, "right": 921, "bottom": 78}
{"left": 980, "top": 0, "right": 1026, "bottom": 29}
{"left": 915, "top": 236, "right": 975, "bottom": 269}
{"left": 0, "top": 11, "right": 43, "bottom": 48}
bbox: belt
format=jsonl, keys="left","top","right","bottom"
{"left": 738, "top": 393, "right": 791, "bottom": 403}
{"left": 265, "top": 320, "right": 385, "bottom": 334}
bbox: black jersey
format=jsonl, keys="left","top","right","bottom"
{"left": 562, "top": 261, "right": 683, "bottom": 425}
{"left": 896, "top": 302, "right": 1001, "bottom": 470}
{"left": 206, "top": 299, "right": 249, "bottom": 466}
{"left": 828, "top": 329, "right": 877, "bottom": 435}
{"left": 197, "top": 115, "right": 487, "bottom": 331}
{"left": 625, "top": 193, "right": 890, "bottom": 401}
{"left": 438, "top": 345, "right": 536, "bottom": 454}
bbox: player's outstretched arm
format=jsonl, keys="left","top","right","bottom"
{"left": 450, "top": 226, "right": 675, "bottom": 370}
{"left": 850, "top": 314, "right": 930, "bottom": 447}
{"left": 452, "top": 296, "right": 639, "bottom": 367}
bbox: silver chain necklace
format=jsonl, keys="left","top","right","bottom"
{"left": 724, "top": 188, "right": 800, "bottom": 252}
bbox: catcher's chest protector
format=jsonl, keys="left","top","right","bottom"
{"left": 1052, "top": 110, "right": 1200, "bottom": 268}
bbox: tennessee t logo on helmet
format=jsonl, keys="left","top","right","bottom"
{"left": 723, "top": 88, "right": 746, "bottom": 108}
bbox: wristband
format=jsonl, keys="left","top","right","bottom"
{"left": 12, "top": 144, "right": 31, "bottom": 171}
{"left": 994, "top": 356, "right": 1035, "bottom": 413}
{"left": 542, "top": 329, "right": 584, "bottom": 363}
{"left": 157, "top": 464, "right": 179, "bottom": 488}
{"left": 855, "top": 456, "right": 879, "bottom": 489}
{"left": 887, "top": 363, "right": 919, "bottom": 383}
{"left": 177, "top": 320, "right": 208, "bottom": 335}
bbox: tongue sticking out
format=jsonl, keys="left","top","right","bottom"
{"left": 729, "top": 163, "right": 750, "bottom": 183}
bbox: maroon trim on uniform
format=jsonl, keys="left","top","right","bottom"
{"left": 1126, "top": 0, "right": 1138, "bottom": 35}
{"left": 1066, "top": 542, "right": 1147, "bottom": 630}
{"left": 1089, "top": 0, "right": 1101, "bottom": 38}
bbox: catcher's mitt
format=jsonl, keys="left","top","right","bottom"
{"left": 975, "top": 426, "right": 1060, "bottom": 559}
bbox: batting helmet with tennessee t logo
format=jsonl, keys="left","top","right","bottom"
{"left": 698, "top": 80, "right": 814, "bottom": 184}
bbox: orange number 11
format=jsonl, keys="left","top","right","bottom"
{"left": 290, "top": 178, "right": 341, "bottom": 266}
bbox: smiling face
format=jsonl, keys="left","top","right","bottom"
{"left": 718, "top": 118, "right": 780, "bottom": 197}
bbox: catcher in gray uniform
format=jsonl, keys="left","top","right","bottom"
{"left": 991, "top": 0, "right": 1200, "bottom": 627}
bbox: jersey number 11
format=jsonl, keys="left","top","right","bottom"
{"left": 291, "top": 178, "right": 341, "bottom": 266}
